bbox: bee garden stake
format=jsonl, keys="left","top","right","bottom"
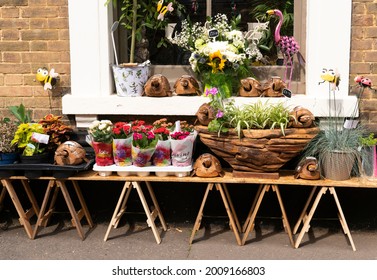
{"left": 36, "top": 67, "right": 59, "bottom": 91}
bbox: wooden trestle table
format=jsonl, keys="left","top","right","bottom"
{"left": 2, "top": 170, "right": 376, "bottom": 250}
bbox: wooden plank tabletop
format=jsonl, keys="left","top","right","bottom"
{"left": 6, "top": 170, "right": 377, "bottom": 188}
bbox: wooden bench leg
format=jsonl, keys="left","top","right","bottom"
{"left": 133, "top": 182, "right": 163, "bottom": 244}
{"left": 242, "top": 184, "right": 269, "bottom": 245}
{"left": 189, "top": 183, "right": 213, "bottom": 245}
{"left": 0, "top": 182, "right": 7, "bottom": 211}
{"left": 271, "top": 184, "right": 294, "bottom": 247}
{"left": 1, "top": 179, "right": 38, "bottom": 239}
{"left": 242, "top": 184, "right": 263, "bottom": 233}
{"left": 293, "top": 187, "right": 317, "bottom": 234}
{"left": 32, "top": 180, "right": 56, "bottom": 239}
{"left": 222, "top": 183, "right": 242, "bottom": 233}
{"left": 72, "top": 181, "right": 94, "bottom": 229}
{"left": 190, "top": 183, "right": 241, "bottom": 245}
{"left": 145, "top": 181, "right": 167, "bottom": 231}
{"left": 216, "top": 183, "right": 242, "bottom": 245}
{"left": 242, "top": 184, "right": 293, "bottom": 247}
{"left": 329, "top": 187, "right": 356, "bottom": 251}
{"left": 56, "top": 180, "right": 89, "bottom": 240}
{"left": 294, "top": 186, "right": 356, "bottom": 251}
{"left": 21, "top": 179, "right": 40, "bottom": 218}
{"left": 104, "top": 181, "right": 132, "bottom": 241}
{"left": 294, "top": 186, "right": 327, "bottom": 249}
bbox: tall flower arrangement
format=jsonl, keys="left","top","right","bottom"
{"left": 169, "top": 14, "right": 267, "bottom": 98}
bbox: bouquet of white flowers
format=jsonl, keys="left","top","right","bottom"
{"left": 169, "top": 14, "right": 267, "bottom": 98}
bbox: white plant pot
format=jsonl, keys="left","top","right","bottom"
{"left": 112, "top": 63, "right": 150, "bottom": 97}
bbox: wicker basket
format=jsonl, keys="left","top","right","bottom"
{"left": 195, "top": 125, "right": 320, "bottom": 174}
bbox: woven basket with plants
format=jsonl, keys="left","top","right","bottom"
{"left": 195, "top": 87, "right": 319, "bottom": 176}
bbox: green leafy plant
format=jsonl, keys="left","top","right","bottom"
{"left": 11, "top": 123, "right": 46, "bottom": 155}
{"left": 106, "top": 0, "right": 185, "bottom": 63}
{"left": 206, "top": 88, "right": 291, "bottom": 138}
{"left": 360, "top": 133, "right": 377, "bottom": 147}
{"left": 8, "top": 103, "right": 32, "bottom": 124}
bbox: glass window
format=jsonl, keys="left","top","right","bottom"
{"left": 114, "top": 0, "right": 297, "bottom": 66}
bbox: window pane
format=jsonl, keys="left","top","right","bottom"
{"left": 116, "top": 0, "right": 295, "bottom": 66}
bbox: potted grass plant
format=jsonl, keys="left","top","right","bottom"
{"left": 302, "top": 72, "right": 370, "bottom": 180}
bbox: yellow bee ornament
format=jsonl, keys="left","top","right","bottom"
{"left": 319, "top": 68, "right": 340, "bottom": 91}
{"left": 36, "top": 67, "right": 59, "bottom": 91}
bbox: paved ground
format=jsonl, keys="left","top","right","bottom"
{"left": 1, "top": 210, "right": 377, "bottom": 260}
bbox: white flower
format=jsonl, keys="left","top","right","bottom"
{"left": 89, "top": 120, "right": 100, "bottom": 130}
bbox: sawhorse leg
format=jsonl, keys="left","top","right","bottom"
{"left": 104, "top": 181, "right": 167, "bottom": 244}
{"left": 0, "top": 179, "right": 39, "bottom": 239}
{"left": 189, "top": 183, "right": 242, "bottom": 246}
{"left": 294, "top": 186, "right": 356, "bottom": 251}
{"left": 104, "top": 182, "right": 133, "bottom": 241}
{"left": 33, "top": 180, "right": 94, "bottom": 240}
{"left": 0, "top": 182, "right": 7, "bottom": 211}
{"left": 242, "top": 184, "right": 294, "bottom": 247}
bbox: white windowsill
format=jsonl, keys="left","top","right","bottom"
{"left": 62, "top": 94, "right": 358, "bottom": 127}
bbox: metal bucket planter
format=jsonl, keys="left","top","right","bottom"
{"left": 112, "top": 62, "right": 150, "bottom": 97}
{"left": 321, "top": 150, "right": 356, "bottom": 181}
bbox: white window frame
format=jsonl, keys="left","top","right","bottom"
{"left": 64, "top": 0, "right": 356, "bottom": 127}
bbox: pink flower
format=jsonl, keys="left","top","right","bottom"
{"left": 205, "top": 87, "right": 218, "bottom": 96}
{"left": 133, "top": 133, "right": 143, "bottom": 141}
{"left": 216, "top": 110, "right": 224, "bottom": 118}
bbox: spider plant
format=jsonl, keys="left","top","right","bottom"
{"left": 208, "top": 100, "right": 291, "bottom": 138}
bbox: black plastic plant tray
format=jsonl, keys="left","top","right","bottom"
{"left": 0, "top": 159, "right": 95, "bottom": 179}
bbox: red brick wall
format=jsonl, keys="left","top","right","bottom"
{"left": 0, "top": 0, "right": 69, "bottom": 121}
{"left": 351, "top": 0, "right": 377, "bottom": 132}
{"left": 0, "top": 0, "right": 376, "bottom": 131}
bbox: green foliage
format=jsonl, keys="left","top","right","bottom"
{"left": 208, "top": 100, "right": 291, "bottom": 138}
{"left": 11, "top": 123, "right": 46, "bottom": 155}
{"left": 8, "top": 103, "right": 32, "bottom": 124}
{"left": 106, "top": 0, "right": 186, "bottom": 63}
{"left": 360, "top": 133, "right": 377, "bottom": 147}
